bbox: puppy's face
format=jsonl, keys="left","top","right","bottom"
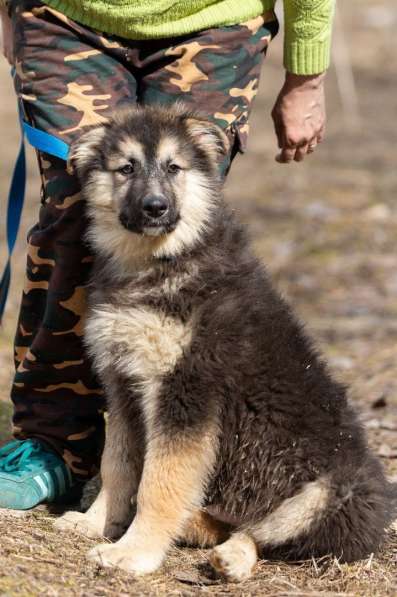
{"left": 68, "top": 106, "right": 229, "bottom": 261}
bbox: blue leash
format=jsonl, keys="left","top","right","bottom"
{"left": 0, "top": 118, "right": 26, "bottom": 323}
{"left": 0, "top": 109, "right": 69, "bottom": 323}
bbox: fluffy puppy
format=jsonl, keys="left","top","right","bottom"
{"left": 55, "top": 105, "right": 394, "bottom": 581}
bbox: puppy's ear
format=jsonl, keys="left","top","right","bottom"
{"left": 66, "top": 125, "right": 107, "bottom": 176}
{"left": 186, "top": 117, "right": 230, "bottom": 160}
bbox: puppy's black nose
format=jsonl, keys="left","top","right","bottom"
{"left": 142, "top": 195, "right": 168, "bottom": 218}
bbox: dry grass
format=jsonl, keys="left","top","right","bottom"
{"left": 0, "top": 506, "right": 396, "bottom": 597}
{"left": 1, "top": 0, "right": 397, "bottom": 594}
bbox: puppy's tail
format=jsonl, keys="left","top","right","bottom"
{"left": 252, "top": 457, "right": 393, "bottom": 563}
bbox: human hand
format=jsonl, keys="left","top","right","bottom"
{"left": 271, "top": 72, "right": 326, "bottom": 163}
{"left": 1, "top": 6, "right": 14, "bottom": 65}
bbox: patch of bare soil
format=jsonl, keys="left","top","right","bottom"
{"left": 0, "top": 0, "right": 396, "bottom": 594}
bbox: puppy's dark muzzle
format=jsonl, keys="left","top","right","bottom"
{"left": 142, "top": 195, "right": 169, "bottom": 221}
{"left": 119, "top": 211, "right": 136, "bottom": 231}
{"left": 119, "top": 195, "right": 178, "bottom": 235}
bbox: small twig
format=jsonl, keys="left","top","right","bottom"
{"left": 311, "top": 555, "right": 320, "bottom": 576}
{"left": 364, "top": 552, "right": 374, "bottom": 570}
{"left": 13, "top": 553, "right": 58, "bottom": 565}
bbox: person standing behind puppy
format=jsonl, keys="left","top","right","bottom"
{"left": 0, "top": 0, "right": 334, "bottom": 509}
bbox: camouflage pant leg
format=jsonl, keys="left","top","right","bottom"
{"left": 135, "top": 12, "right": 279, "bottom": 156}
{"left": 11, "top": 1, "right": 137, "bottom": 478}
{"left": 12, "top": 156, "right": 106, "bottom": 478}
{"left": 9, "top": 0, "right": 278, "bottom": 479}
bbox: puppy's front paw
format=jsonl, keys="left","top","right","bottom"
{"left": 209, "top": 533, "right": 257, "bottom": 582}
{"left": 53, "top": 511, "right": 104, "bottom": 539}
{"left": 88, "top": 542, "right": 163, "bottom": 575}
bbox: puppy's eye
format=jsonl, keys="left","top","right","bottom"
{"left": 167, "top": 163, "right": 181, "bottom": 175}
{"left": 118, "top": 163, "right": 135, "bottom": 175}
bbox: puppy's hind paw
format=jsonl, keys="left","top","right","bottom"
{"left": 53, "top": 510, "right": 104, "bottom": 539}
{"left": 209, "top": 532, "right": 257, "bottom": 582}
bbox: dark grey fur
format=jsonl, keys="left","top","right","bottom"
{"left": 73, "top": 106, "right": 394, "bottom": 564}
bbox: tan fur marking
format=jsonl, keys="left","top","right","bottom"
{"left": 157, "top": 136, "right": 182, "bottom": 165}
{"left": 86, "top": 305, "right": 193, "bottom": 430}
{"left": 86, "top": 305, "right": 193, "bottom": 397}
{"left": 251, "top": 477, "right": 330, "bottom": 546}
{"left": 154, "top": 170, "right": 215, "bottom": 259}
{"left": 89, "top": 429, "right": 218, "bottom": 575}
{"left": 85, "top": 150, "right": 215, "bottom": 266}
{"left": 117, "top": 138, "right": 145, "bottom": 163}
{"left": 160, "top": 268, "right": 197, "bottom": 295}
{"left": 68, "top": 128, "right": 107, "bottom": 174}
{"left": 186, "top": 118, "right": 229, "bottom": 158}
{"left": 54, "top": 490, "right": 108, "bottom": 538}
{"left": 56, "top": 412, "right": 140, "bottom": 540}
{"left": 85, "top": 202, "right": 163, "bottom": 269}
{"left": 84, "top": 171, "right": 114, "bottom": 208}
{"left": 182, "top": 509, "right": 231, "bottom": 548}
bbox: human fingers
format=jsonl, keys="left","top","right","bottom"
{"left": 316, "top": 125, "right": 325, "bottom": 144}
{"left": 276, "top": 146, "right": 296, "bottom": 164}
{"left": 307, "top": 139, "right": 318, "bottom": 154}
{"left": 294, "top": 143, "right": 310, "bottom": 162}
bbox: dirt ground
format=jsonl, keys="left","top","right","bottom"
{"left": 0, "top": 1, "right": 397, "bottom": 595}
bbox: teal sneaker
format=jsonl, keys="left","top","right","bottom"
{"left": 0, "top": 439, "right": 76, "bottom": 510}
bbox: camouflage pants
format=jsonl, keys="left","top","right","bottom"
{"left": 10, "top": 0, "right": 278, "bottom": 478}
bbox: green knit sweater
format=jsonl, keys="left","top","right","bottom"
{"left": 41, "top": 0, "right": 335, "bottom": 75}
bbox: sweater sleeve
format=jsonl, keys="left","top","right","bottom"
{"left": 283, "top": 0, "right": 336, "bottom": 75}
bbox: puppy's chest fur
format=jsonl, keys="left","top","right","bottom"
{"left": 85, "top": 265, "right": 198, "bottom": 389}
